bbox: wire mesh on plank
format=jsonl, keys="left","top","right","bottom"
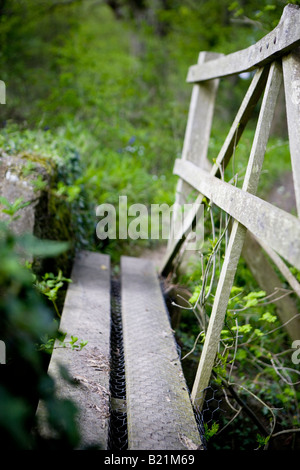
{"left": 107, "top": 279, "right": 128, "bottom": 450}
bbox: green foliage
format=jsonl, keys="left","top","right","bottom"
{"left": 0, "top": 123, "right": 95, "bottom": 254}
{"left": 204, "top": 422, "right": 220, "bottom": 441}
{"left": 0, "top": 221, "right": 81, "bottom": 449}
{"left": 0, "top": 196, "right": 31, "bottom": 219}
{"left": 39, "top": 333, "right": 88, "bottom": 356}
{"left": 33, "top": 269, "right": 72, "bottom": 319}
{"left": 177, "top": 192, "right": 300, "bottom": 449}
{"left": 256, "top": 433, "right": 270, "bottom": 449}
{"left": 228, "top": 0, "right": 300, "bottom": 30}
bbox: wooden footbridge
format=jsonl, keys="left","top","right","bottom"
{"left": 38, "top": 5, "right": 300, "bottom": 450}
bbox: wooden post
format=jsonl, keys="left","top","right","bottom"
{"left": 168, "top": 51, "right": 221, "bottom": 252}
{"left": 282, "top": 47, "right": 300, "bottom": 217}
{"left": 191, "top": 61, "right": 283, "bottom": 409}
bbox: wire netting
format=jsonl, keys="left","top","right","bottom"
{"left": 107, "top": 279, "right": 128, "bottom": 450}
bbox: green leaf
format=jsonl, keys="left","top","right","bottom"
{"left": 264, "top": 5, "right": 276, "bottom": 11}
{"left": 0, "top": 196, "right": 11, "bottom": 207}
{"left": 236, "top": 348, "right": 247, "bottom": 361}
{"left": 256, "top": 434, "right": 270, "bottom": 447}
{"left": 189, "top": 285, "right": 201, "bottom": 305}
{"left": 243, "top": 291, "right": 266, "bottom": 300}
{"left": 230, "top": 286, "right": 243, "bottom": 295}
{"left": 204, "top": 422, "right": 219, "bottom": 441}
{"left": 259, "top": 312, "right": 277, "bottom": 323}
{"left": 0, "top": 196, "right": 31, "bottom": 217}
{"left": 232, "top": 324, "right": 252, "bottom": 334}
{"left": 242, "top": 290, "right": 266, "bottom": 309}
{"left": 79, "top": 340, "right": 88, "bottom": 350}
{"left": 254, "top": 328, "right": 263, "bottom": 337}
{"left": 19, "top": 234, "right": 70, "bottom": 257}
{"left": 244, "top": 298, "right": 258, "bottom": 308}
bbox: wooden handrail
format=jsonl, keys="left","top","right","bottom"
{"left": 174, "top": 158, "right": 300, "bottom": 271}
{"left": 187, "top": 4, "right": 300, "bottom": 82}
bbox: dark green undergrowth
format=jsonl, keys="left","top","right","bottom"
{"left": 0, "top": 221, "right": 81, "bottom": 449}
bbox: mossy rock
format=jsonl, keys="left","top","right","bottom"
{"left": 0, "top": 151, "right": 75, "bottom": 278}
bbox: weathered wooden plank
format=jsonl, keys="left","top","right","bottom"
{"left": 282, "top": 46, "right": 300, "bottom": 216}
{"left": 187, "top": 4, "right": 300, "bottom": 83}
{"left": 181, "top": 51, "right": 222, "bottom": 169}
{"left": 161, "top": 67, "right": 269, "bottom": 275}
{"left": 37, "top": 251, "right": 111, "bottom": 449}
{"left": 242, "top": 61, "right": 282, "bottom": 193}
{"left": 169, "top": 52, "right": 221, "bottom": 251}
{"left": 191, "top": 62, "right": 283, "bottom": 408}
{"left": 191, "top": 220, "right": 246, "bottom": 409}
{"left": 210, "top": 66, "right": 269, "bottom": 176}
{"left": 174, "top": 159, "right": 300, "bottom": 271}
{"left": 121, "top": 256, "right": 202, "bottom": 450}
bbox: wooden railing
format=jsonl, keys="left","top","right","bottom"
{"left": 160, "top": 4, "right": 300, "bottom": 410}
